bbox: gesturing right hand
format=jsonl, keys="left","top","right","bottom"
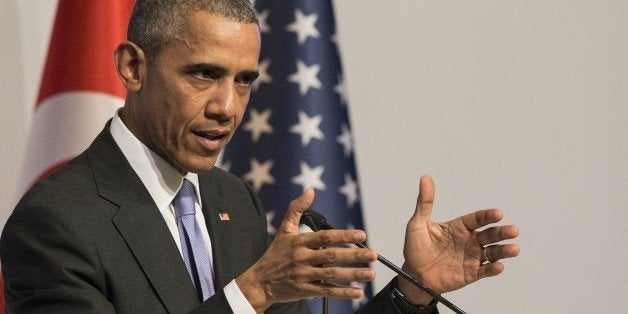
{"left": 236, "top": 188, "right": 378, "bottom": 313}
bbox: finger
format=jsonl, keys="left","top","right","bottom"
{"left": 306, "top": 281, "right": 365, "bottom": 299}
{"left": 476, "top": 225, "right": 520, "bottom": 246}
{"left": 477, "top": 261, "right": 505, "bottom": 279}
{"left": 412, "top": 175, "right": 435, "bottom": 222}
{"left": 298, "top": 229, "right": 367, "bottom": 248}
{"left": 297, "top": 247, "right": 378, "bottom": 265}
{"left": 461, "top": 208, "right": 503, "bottom": 230}
{"left": 485, "top": 244, "right": 520, "bottom": 263}
{"left": 296, "top": 266, "right": 376, "bottom": 283}
{"left": 277, "top": 188, "right": 315, "bottom": 235}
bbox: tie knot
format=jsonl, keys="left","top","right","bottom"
{"left": 174, "top": 179, "right": 196, "bottom": 217}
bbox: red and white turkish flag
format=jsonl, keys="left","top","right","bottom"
{"left": 3, "top": 1, "right": 135, "bottom": 310}
{"left": 21, "top": 0, "right": 135, "bottom": 191}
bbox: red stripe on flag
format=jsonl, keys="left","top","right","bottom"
{"left": 36, "top": 0, "right": 135, "bottom": 107}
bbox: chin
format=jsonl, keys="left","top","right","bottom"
{"left": 180, "top": 157, "right": 219, "bottom": 174}
{"left": 190, "top": 166, "right": 216, "bottom": 174}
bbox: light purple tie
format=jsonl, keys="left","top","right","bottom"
{"left": 174, "top": 179, "right": 215, "bottom": 301}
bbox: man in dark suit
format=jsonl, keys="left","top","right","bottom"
{"left": 1, "top": 0, "right": 520, "bottom": 313}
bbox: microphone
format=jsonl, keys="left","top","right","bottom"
{"left": 300, "top": 209, "right": 467, "bottom": 314}
{"left": 300, "top": 208, "right": 334, "bottom": 231}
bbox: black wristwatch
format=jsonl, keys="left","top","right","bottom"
{"left": 390, "top": 278, "right": 439, "bottom": 313}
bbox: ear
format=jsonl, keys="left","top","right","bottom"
{"left": 114, "top": 41, "right": 146, "bottom": 92}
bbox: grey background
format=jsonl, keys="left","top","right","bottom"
{"left": 1, "top": 1, "right": 627, "bottom": 312}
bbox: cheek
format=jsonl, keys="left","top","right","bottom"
{"left": 151, "top": 100, "right": 193, "bottom": 148}
{"left": 168, "top": 86, "right": 205, "bottom": 125}
{"left": 234, "top": 95, "right": 251, "bottom": 125}
{"left": 231, "top": 106, "right": 247, "bottom": 130}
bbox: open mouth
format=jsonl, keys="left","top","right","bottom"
{"left": 192, "top": 130, "right": 228, "bottom": 141}
{"left": 192, "top": 129, "right": 230, "bottom": 151}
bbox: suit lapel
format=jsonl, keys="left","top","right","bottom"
{"left": 111, "top": 199, "right": 199, "bottom": 312}
{"left": 197, "top": 174, "right": 232, "bottom": 288}
{"left": 198, "top": 171, "right": 268, "bottom": 290}
{"left": 87, "top": 124, "right": 199, "bottom": 311}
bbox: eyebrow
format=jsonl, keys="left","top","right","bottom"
{"left": 181, "top": 63, "right": 259, "bottom": 79}
{"left": 182, "top": 63, "right": 227, "bottom": 76}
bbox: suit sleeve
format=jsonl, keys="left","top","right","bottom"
{"left": 356, "top": 278, "right": 439, "bottom": 314}
{"left": 1, "top": 202, "right": 115, "bottom": 313}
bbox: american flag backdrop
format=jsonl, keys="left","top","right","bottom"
{"left": 221, "top": 0, "right": 373, "bottom": 312}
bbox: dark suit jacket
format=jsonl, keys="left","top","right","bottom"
{"left": 1, "top": 125, "right": 411, "bottom": 313}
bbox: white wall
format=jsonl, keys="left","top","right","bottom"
{"left": 1, "top": 1, "right": 627, "bottom": 313}
{"left": 333, "top": 1, "right": 628, "bottom": 313}
{"left": 0, "top": 0, "right": 55, "bottom": 227}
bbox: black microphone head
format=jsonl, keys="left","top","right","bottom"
{"left": 300, "top": 211, "right": 319, "bottom": 231}
{"left": 300, "top": 209, "right": 335, "bottom": 231}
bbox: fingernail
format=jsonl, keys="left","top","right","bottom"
{"left": 362, "top": 270, "right": 374, "bottom": 279}
{"left": 364, "top": 251, "right": 377, "bottom": 260}
{"left": 354, "top": 231, "right": 365, "bottom": 242}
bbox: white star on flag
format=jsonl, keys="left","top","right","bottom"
{"left": 290, "top": 111, "right": 324, "bottom": 146}
{"left": 218, "top": 159, "right": 231, "bottom": 172}
{"left": 266, "top": 210, "right": 276, "bottom": 235}
{"left": 336, "top": 124, "right": 353, "bottom": 157}
{"left": 288, "top": 60, "right": 322, "bottom": 96}
{"left": 243, "top": 158, "right": 275, "bottom": 192}
{"left": 243, "top": 108, "right": 273, "bottom": 143}
{"left": 299, "top": 223, "right": 314, "bottom": 234}
{"left": 252, "top": 58, "right": 272, "bottom": 91}
{"left": 330, "top": 33, "right": 338, "bottom": 45}
{"left": 350, "top": 281, "right": 368, "bottom": 310}
{"left": 339, "top": 173, "right": 359, "bottom": 208}
{"left": 334, "top": 74, "right": 347, "bottom": 106}
{"left": 286, "top": 9, "right": 320, "bottom": 44}
{"left": 291, "top": 162, "right": 326, "bottom": 192}
{"left": 257, "top": 9, "right": 271, "bottom": 34}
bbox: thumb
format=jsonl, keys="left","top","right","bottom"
{"left": 277, "top": 188, "right": 315, "bottom": 235}
{"left": 412, "top": 175, "right": 435, "bottom": 223}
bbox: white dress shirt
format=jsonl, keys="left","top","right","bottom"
{"left": 110, "top": 114, "right": 255, "bottom": 313}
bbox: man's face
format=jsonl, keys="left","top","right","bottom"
{"left": 128, "top": 11, "right": 260, "bottom": 173}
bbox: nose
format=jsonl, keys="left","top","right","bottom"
{"left": 205, "top": 80, "right": 237, "bottom": 121}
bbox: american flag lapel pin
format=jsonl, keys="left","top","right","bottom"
{"left": 218, "top": 213, "right": 230, "bottom": 221}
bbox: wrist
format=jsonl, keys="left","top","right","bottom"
{"left": 236, "top": 268, "right": 270, "bottom": 313}
{"left": 397, "top": 264, "right": 434, "bottom": 305}
{"left": 391, "top": 277, "right": 439, "bottom": 313}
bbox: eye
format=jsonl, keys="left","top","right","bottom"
{"left": 184, "top": 64, "right": 227, "bottom": 81}
{"left": 192, "top": 69, "right": 220, "bottom": 80}
{"left": 236, "top": 72, "right": 259, "bottom": 86}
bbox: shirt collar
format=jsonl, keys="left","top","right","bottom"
{"left": 109, "top": 112, "right": 202, "bottom": 210}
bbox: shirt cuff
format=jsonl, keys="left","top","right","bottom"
{"left": 224, "top": 279, "right": 256, "bottom": 314}
{"left": 390, "top": 277, "right": 439, "bottom": 313}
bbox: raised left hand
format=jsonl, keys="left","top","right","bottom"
{"left": 397, "top": 175, "right": 520, "bottom": 304}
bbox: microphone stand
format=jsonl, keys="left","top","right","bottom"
{"left": 301, "top": 210, "right": 467, "bottom": 314}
